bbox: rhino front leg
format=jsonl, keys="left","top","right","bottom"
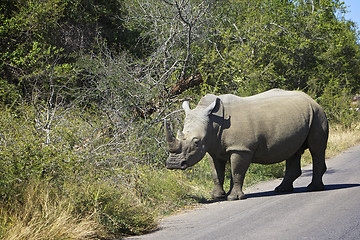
{"left": 207, "top": 153, "right": 227, "bottom": 200}
{"left": 227, "top": 151, "right": 251, "bottom": 201}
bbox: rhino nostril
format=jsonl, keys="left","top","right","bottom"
{"left": 180, "top": 161, "right": 188, "bottom": 169}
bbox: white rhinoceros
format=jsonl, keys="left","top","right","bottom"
{"left": 165, "top": 89, "right": 328, "bottom": 200}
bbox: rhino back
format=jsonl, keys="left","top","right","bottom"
{"left": 217, "top": 90, "right": 324, "bottom": 164}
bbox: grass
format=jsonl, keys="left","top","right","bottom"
{"left": 1, "top": 181, "right": 99, "bottom": 240}
{"left": 327, "top": 123, "right": 360, "bottom": 157}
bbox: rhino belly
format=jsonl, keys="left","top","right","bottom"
{"left": 252, "top": 125, "right": 309, "bottom": 164}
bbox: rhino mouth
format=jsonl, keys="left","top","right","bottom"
{"left": 166, "top": 154, "right": 188, "bottom": 170}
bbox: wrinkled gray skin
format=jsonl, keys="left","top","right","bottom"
{"left": 165, "top": 89, "right": 328, "bottom": 200}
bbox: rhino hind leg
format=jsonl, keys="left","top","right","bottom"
{"left": 275, "top": 152, "right": 302, "bottom": 193}
{"left": 307, "top": 150, "right": 326, "bottom": 191}
{"left": 306, "top": 118, "right": 328, "bottom": 192}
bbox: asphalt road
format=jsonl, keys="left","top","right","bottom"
{"left": 128, "top": 145, "right": 360, "bottom": 240}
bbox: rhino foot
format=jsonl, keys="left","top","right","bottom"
{"left": 307, "top": 182, "right": 325, "bottom": 191}
{"left": 274, "top": 184, "right": 294, "bottom": 193}
{"left": 227, "top": 192, "right": 246, "bottom": 201}
{"left": 212, "top": 188, "right": 227, "bottom": 200}
{"left": 212, "top": 194, "right": 226, "bottom": 200}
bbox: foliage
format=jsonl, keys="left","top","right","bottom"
{"left": 0, "top": 105, "right": 207, "bottom": 238}
{"left": 318, "top": 80, "right": 360, "bottom": 127}
{"left": 198, "top": 0, "right": 360, "bottom": 98}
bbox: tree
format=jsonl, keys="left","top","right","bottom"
{"left": 197, "top": 0, "right": 360, "bottom": 100}
{"left": 124, "top": 0, "right": 216, "bottom": 92}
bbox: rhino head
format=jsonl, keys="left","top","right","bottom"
{"left": 165, "top": 97, "right": 222, "bottom": 170}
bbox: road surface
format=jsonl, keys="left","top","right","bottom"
{"left": 128, "top": 145, "right": 360, "bottom": 240}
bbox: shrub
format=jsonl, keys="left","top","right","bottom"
{"left": 64, "top": 178, "right": 156, "bottom": 237}
{"left": 0, "top": 104, "right": 208, "bottom": 237}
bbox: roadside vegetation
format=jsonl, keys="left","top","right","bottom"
{"left": 1, "top": 0, "right": 360, "bottom": 238}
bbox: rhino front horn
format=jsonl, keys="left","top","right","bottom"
{"left": 164, "top": 119, "right": 181, "bottom": 152}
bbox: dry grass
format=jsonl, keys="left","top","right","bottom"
{"left": 326, "top": 123, "right": 360, "bottom": 158}
{"left": 2, "top": 181, "right": 101, "bottom": 240}
{"left": 300, "top": 123, "right": 360, "bottom": 165}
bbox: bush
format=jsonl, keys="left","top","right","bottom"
{"left": 64, "top": 178, "right": 156, "bottom": 236}
{"left": 0, "top": 104, "right": 210, "bottom": 237}
{"left": 0, "top": 106, "right": 85, "bottom": 202}
{"left": 317, "top": 82, "right": 359, "bottom": 128}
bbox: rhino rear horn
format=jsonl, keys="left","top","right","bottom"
{"left": 164, "top": 119, "right": 181, "bottom": 152}
{"left": 182, "top": 101, "right": 191, "bottom": 115}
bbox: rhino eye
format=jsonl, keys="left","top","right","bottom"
{"left": 192, "top": 138, "right": 200, "bottom": 148}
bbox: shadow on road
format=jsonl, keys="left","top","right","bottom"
{"left": 188, "top": 183, "right": 360, "bottom": 204}
{"left": 245, "top": 183, "right": 360, "bottom": 199}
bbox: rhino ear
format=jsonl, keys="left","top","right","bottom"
{"left": 204, "top": 98, "right": 222, "bottom": 117}
{"left": 182, "top": 101, "right": 191, "bottom": 115}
